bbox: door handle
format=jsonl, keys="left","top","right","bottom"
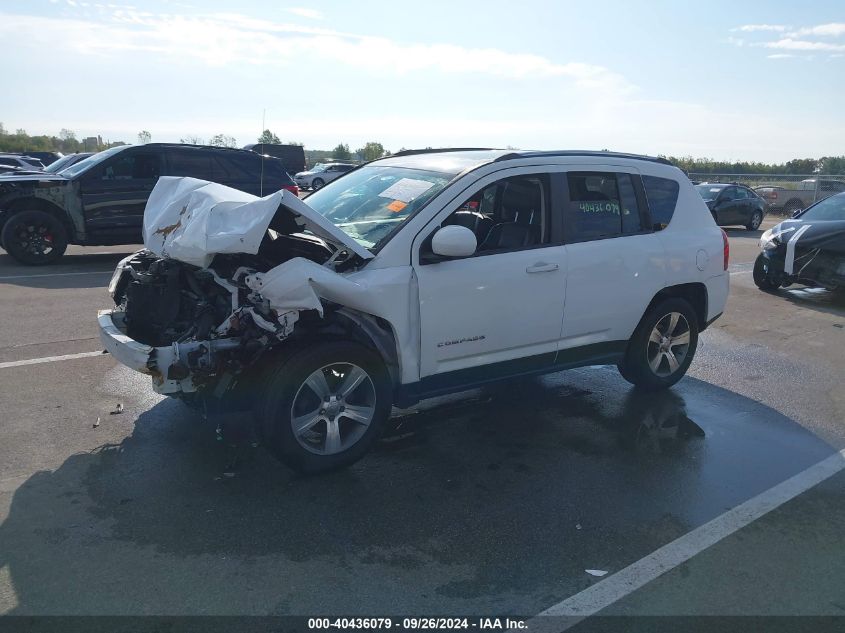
{"left": 526, "top": 262, "right": 559, "bottom": 273}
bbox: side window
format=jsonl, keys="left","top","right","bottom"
{"left": 642, "top": 175, "right": 680, "bottom": 231}
{"left": 212, "top": 154, "right": 256, "bottom": 182}
{"left": 564, "top": 171, "right": 624, "bottom": 241}
{"left": 101, "top": 153, "right": 160, "bottom": 180}
{"left": 617, "top": 173, "right": 643, "bottom": 234}
{"left": 734, "top": 187, "right": 749, "bottom": 199}
{"left": 721, "top": 186, "right": 737, "bottom": 201}
{"left": 0, "top": 158, "right": 16, "bottom": 167}
{"left": 169, "top": 151, "right": 212, "bottom": 179}
{"left": 440, "top": 175, "right": 549, "bottom": 254}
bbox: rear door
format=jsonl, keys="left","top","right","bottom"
{"left": 79, "top": 149, "right": 162, "bottom": 243}
{"left": 558, "top": 167, "right": 666, "bottom": 355}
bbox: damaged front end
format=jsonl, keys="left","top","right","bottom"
{"left": 755, "top": 219, "right": 845, "bottom": 291}
{"left": 98, "top": 176, "right": 373, "bottom": 400}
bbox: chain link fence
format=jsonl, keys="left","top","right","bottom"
{"left": 688, "top": 173, "right": 845, "bottom": 216}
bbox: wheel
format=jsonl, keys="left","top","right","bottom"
{"left": 1, "top": 210, "right": 68, "bottom": 265}
{"left": 746, "top": 210, "right": 763, "bottom": 231}
{"left": 752, "top": 253, "right": 781, "bottom": 291}
{"left": 311, "top": 178, "right": 325, "bottom": 190}
{"left": 617, "top": 298, "right": 699, "bottom": 391}
{"left": 784, "top": 199, "right": 803, "bottom": 215}
{"left": 259, "top": 341, "right": 392, "bottom": 474}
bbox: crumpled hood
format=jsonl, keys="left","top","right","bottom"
{"left": 142, "top": 176, "right": 373, "bottom": 267}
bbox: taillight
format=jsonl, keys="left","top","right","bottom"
{"left": 721, "top": 229, "right": 729, "bottom": 271}
{"left": 283, "top": 184, "right": 300, "bottom": 196}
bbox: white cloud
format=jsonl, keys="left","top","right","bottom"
{"left": 765, "top": 38, "right": 845, "bottom": 52}
{"left": 0, "top": 10, "right": 635, "bottom": 92}
{"left": 767, "top": 54, "right": 794, "bottom": 59}
{"left": 733, "top": 24, "right": 787, "bottom": 32}
{"left": 285, "top": 7, "right": 324, "bottom": 20}
{"left": 791, "top": 23, "right": 845, "bottom": 37}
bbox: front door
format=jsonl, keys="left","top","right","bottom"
{"left": 413, "top": 172, "right": 567, "bottom": 383}
{"left": 80, "top": 150, "right": 161, "bottom": 244}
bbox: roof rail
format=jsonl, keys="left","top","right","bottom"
{"left": 389, "top": 147, "right": 495, "bottom": 158}
{"left": 494, "top": 150, "right": 673, "bottom": 166}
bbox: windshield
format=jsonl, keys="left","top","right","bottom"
{"left": 303, "top": 165, "right": 452, "bottom": 249}
{"left": 695, "top": 184, "right": 725, "bottom": 201}
{"left": 799, "top": 193, "right": 845, "bottom": 221}
{"left": 60, "top": 146, "right": 128, "bottom": 178}
{"left": 310, "top": 164, "right": 327, "bottom": 173}
{"left": 44, "top": 154, "right": 84, "bottom": 173}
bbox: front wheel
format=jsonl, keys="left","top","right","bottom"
{"left": 311, "top": 178, "right": 325, "bottom": 190}
{"left": 746, "top": 210, "right": 763, "bottom": 231}
{"left": 259, "top": 341, "right": 392, "bottom": 474}
{"left": 753, "top": 253, "right": 781, "bottom": 291}
{"left": 618, "top": 298, "right": 699, "bottom": 391}
{"left": 1, "top": 210, "right": 68, "bottom": 265}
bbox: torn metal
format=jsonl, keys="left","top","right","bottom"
{"left": 100, "top": 177, "right": 380, "bottom": 396}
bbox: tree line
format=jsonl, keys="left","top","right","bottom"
{"left": 662, "top": 155, "right": 845, "bottom": 176}
{"left": 3, "top": 124, "right": 841, "bottom": 175}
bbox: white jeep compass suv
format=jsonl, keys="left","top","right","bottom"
{"left": 99, "top": 149, "right": 729, "bottom": 473}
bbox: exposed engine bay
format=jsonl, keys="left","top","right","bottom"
{"left": 102, "top": 176, "right": 372, "bottom": 398}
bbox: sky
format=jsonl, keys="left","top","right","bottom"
{"left": 1, "top": 0, "right": 844, "bottom": 162}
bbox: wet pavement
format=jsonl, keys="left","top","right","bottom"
{"left": 1, "top": 224, "right": 845, "bottom": 618}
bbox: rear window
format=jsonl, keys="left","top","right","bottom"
{"left": 643, "top": 176, "right": 680, "bottom": 230}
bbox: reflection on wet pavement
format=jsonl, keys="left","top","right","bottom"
{"left": 0, "top": 365, "right": 835, "bottom": 616}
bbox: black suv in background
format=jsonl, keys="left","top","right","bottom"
{"left": 0, "top": 143, "right": 298, "bottom": 265}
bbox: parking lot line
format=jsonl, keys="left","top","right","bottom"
{"left": 535, "top": 447, "right": 845, "bottom": 625}
{"left": 0, "top": 350, "right": 106, "bottom": 370}
{"left": 0, "top": 271, "right": 113, "bottom": 281}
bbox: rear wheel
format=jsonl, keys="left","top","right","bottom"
{"left": 311, "top": 178, "right": 325, "bottom": 190}
{"left": 259, "top": 341, "right": 392, "bottom": 474}
{"left": 1, "top": 210, "right": 68, "bottom": 265}
{"left": 753, "top": 253, "right": 781, "bottom": 291}
{"left": 617, "top": 298, "right": 699, "bottom": 391}
{"left": 746, "top": 210, "right": 763, "bottom": 231}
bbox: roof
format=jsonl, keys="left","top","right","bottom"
{"left": 373, "top": 148, "right": 673, "bottom": 176}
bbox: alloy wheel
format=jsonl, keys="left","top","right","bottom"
{"left": 290, "top": 363, "right": 377, "bottom": 455}
{"left": 646, "top": 312, "right": 691, "bottom": 377}
{"left": 12, "top": 220, "right": 56, "bottom": 257}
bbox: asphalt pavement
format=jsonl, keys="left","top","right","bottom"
{"left": 1, "top": 220, "right": 844, "bottom": 623}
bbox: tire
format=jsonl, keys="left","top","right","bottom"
{"left": 753, "top": 253, "right": 781, "bottom": 292}
{"left": 311, "top": 178, "right": 325, "bottom": 190}
{"left": 746, "top": 210, "right": 763, "bottom": 231}
{"left": 617, "top": 298, "right": 699, "bottom": 391}
{"left": 1, "top": 210, "right": 68, "bottom": 265}
{"left": 259, "top": 340, "right": 392, "bottom": 474}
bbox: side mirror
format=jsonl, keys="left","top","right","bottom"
{"left": 791, "top": 209, "right": 802, "bottom": 218}
{"left": 431, "top": 225, "right": 477, "bottom": 258}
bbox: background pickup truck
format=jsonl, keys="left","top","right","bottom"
{"left": 754, "top": 178, "right": 845, "bottom": 215}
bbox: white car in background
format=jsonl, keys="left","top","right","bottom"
{"left": 294, "top": 162, "right": 356, "bottom": 190}
{"left": 99, "top": 149, "right": 729, "bottom": 474}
